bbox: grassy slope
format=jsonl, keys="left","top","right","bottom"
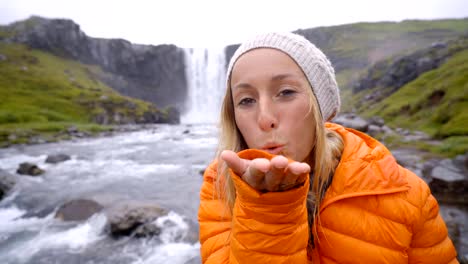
{"left": 330, "top": 18, "right": 468, "bottom": 68}
{"left": 313, "top": 19, "right": 468, "bottom": 157}
{"left": 364, "top": 49, "right": 468, "bottom": 157}
{"left": 322, "top": 18, "right": 468, "bottom": 110}
{"left": 0, "top": 43, "right": 162, "bottom": 146}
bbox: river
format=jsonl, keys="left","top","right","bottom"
{"left": 0, "top": 123, "right": 217, "bottom": 264}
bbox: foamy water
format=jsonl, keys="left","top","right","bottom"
{"left": 0, "top": 124, "right": 218, "bottom": 263}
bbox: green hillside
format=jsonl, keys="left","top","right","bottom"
{"left": 362, "top": 44, "right": 468, "bottom": 157}
{"left": 296, "top": 19, "right": 468, "bottom": 157}
{"left": 296, "top": 18, "right": 468, "bottom": 109}
{"left": 0, "top": 43, "right": 171, "bottom": 147}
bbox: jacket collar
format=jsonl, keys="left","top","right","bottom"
{"left": 320, "top": 123, "right": 410, "bottom": 212}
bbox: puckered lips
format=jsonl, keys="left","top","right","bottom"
{"left": 261, "top": 142, "right": 285, "bottom": 155}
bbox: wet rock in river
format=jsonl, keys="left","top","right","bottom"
{"left": 45, "top": 153, "right": 71, "bottom": 164}
{"left": 16, "top": 162, "right": 45, "bottom": 176}
{"left": 0, "top": 168, "right": 16, "bottom": 200}
{"left": 55, "top": 199, "right": 104, "bottom": 221}
{"left": 105, "top": 200, "right": 168, "bottom": 238}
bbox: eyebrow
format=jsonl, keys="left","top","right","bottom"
{"left": 232, "top": 73, "right": 299, "bottom": 90}
{"left": 271, "top": 73, "right": 296, "bottom": 82}
{"left": 232, "top": 82, "right": 253, "bottom": 90}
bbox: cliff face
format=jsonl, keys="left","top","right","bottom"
{"left": 3, "top": 16, "right": 187, "bottom": 109}
{"left": 352, "top": 35, "right": 468, "bottom": 140}
{"left": 353, "top": 36, "right": 468, "bottom": 96}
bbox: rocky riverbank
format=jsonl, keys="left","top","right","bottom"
{"left": 1, "top": 116, "right": 467, "bottom": 260}
{"left": 0, "top": 122, "right": 176, "bottom": 149}
{"left": 334, "top": 113, "right": 467, "bottom": 202}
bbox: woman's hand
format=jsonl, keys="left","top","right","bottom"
{"left": 220, "top": 150, "right": 310, "bottom": 192}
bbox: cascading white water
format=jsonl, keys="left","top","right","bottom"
{"left": 181, "top": 47, "right": 226, "bottom": 124}
{"left": 0, "top": 124, "right": 217, "bottom": 263}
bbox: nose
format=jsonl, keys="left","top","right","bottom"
{"left": 257, "top": 99, "right": 278, "bottom": 132}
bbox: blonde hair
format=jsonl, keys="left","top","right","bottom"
{"left": 215, "top": 82, "right": 344, "bottom": 247}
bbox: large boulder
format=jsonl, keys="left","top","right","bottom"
{"left": 424, "top": 155, "right": 468, "bottom": 204}
{"left": 0, "top": 168, "right": 16, "bottom": 200}
{"left": 429, "top": 160, "right": 467, "bottom": 191}
{"left": 55, "top": 199, "right": 104, "bottom": 221}
{"left": 333, "top": 113, "right": 369, "bottom": 132}
{"left": 16, "top": 162, "right": 45, "bottom": 176}
{"left": 45, "top": 153, "right": 71, "bottom": 164}
{"left": 105, "top": 201, "right": 168, "bottom": 238}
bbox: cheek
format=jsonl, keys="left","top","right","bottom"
{"left": 291, "top": 109, "right": 316, "bottom": 160}
{"left": 294, "top": 128, "right": 315, "bottom": 161}
{"left": 234, "top": 111, "right": 253, "bottom": 143}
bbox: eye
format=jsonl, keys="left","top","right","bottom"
{"left": 278, "top": 89, "right": 297, "bottom": 97}
{"left": 238, "top": 97, "right": 256, "bottom": 106}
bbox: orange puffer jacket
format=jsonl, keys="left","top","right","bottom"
{"left": 198, "top": 123, "right": 458, "bottom": 263}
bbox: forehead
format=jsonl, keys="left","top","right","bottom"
{"left": 231, "top": 48, "right": 304, "bottom": 77}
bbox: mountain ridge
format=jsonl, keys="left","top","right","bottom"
{"left": 1, "top": 16, "right": 187, "bottom": 110}
{"left": 1, "top": 16, "right": 467, "bottom": 154}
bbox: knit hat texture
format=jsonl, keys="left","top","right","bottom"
{"left": 226, "top": 32, "right": 340, "bottom": 121}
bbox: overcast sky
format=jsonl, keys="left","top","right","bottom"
{"left": 0, "top": 0, "right": 467, "bottom": 48}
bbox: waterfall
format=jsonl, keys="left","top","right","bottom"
{"left": 181, "top": 47, "right": 226, "bottom": 124}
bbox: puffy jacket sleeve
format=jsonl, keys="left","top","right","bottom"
{"left": 198, "top": 149, "right": 310, "bottom": 264}
{"left": 407, "top": 172, "right": 458, "bottom": 263}
{"left": 198, "top": 161, "right": 232, "bottom": 264}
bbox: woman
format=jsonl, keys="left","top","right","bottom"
{"left": 198, "top": 32, "right": 458, "bottom": 263}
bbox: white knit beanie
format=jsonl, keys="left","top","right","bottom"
{"left": 226, "top": 32, "right": 340, "bottom": 122}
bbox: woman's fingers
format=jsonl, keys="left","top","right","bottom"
{"left": 280, "top": 162, "right": 311, "bottom": 191}
{"left": 221, "top": 150, "right": 311, "bottom": 192}
{"left": 295, "top": 163, "right": 310, "bottom": 185}
{"left": 264, "top": 155, "right": 288, "bottom": 191}
{"left": 287, "top": 162, "right": 311, "bottom": 176}
{"left": 221, "top": 151, "right": 270, "bottom": 189}
{"left": 244, "top": 158, "right": 270, "bottom": 188}
{"left": 220, "top": 150, "right": 247, "bottom": 176}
